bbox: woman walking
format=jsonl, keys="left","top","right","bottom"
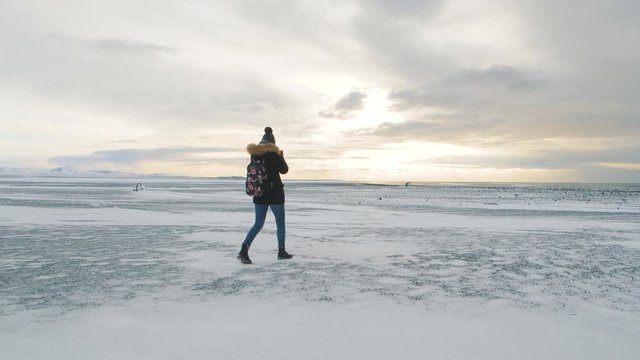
{"left": 238, "top": 127, "right": 292, "bottom": 264}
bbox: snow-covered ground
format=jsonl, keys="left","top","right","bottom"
{"left": 1, "top": 177, "right": 639, "bottom": 359}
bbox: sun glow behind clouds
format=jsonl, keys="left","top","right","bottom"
{"left": 595, "top": 162, "right": 640, "bottom": 171}
{"left": 333, "top": 141, "right": 486, "bottom": 181}
{"left": 350, "top": 88, "right": 403, "bottom": 129}
{"left": 311, "top": 138, "right": 577, "bottom": 182}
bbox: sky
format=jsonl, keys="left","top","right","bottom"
{"left": 1, "top": 0, "right": 639, "bottom": 182}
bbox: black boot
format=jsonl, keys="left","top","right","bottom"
{"left": 237, "top": 244, "right": 252, "bottom": 264}
{"left": 278, "top": 247, "right": 293, "bottom": 260}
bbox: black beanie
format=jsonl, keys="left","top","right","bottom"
{"left": 260, "top": 126, "right": 276, "bottom": 144}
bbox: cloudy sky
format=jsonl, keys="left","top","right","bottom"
{"left": 1, "top": 0, "right": 638, "bottom": 182}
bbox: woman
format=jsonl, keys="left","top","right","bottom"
{"left": 238, "top": 127, "right": 292, "bottom": 264}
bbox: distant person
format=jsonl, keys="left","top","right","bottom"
{"left": 238, "top": 127, "right": 292, "bottom": 264}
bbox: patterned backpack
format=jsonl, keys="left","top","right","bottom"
{"left": 245, "top": 156, "right": 268, "bottom": 197}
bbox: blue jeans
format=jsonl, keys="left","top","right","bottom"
{"left": 243, "top": 204, "right": 285, "bottom": 249}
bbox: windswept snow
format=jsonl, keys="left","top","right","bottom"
{"left": 1, "top": 177, "right": 639, "bottom": 359}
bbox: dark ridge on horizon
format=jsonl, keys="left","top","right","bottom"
{"left": 1, "top": 167, "right": 638, "bottom": 187}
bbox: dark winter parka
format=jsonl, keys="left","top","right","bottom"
{"left": 247, "top": 143, "right": 289, "bottom": 204}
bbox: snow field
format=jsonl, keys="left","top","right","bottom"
{"left": 1, "top": 178, "right": 639, "bottom": 359}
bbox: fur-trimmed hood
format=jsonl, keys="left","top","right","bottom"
{"left": 247, "top": 143, "right": 281, "bottom": 156}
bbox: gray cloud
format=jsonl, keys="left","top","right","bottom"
{"left": 230, "top": 102, "right": 273, "bottom": 113}
{"left": 369, "top": 0, "right": 444, "bottom": 17}
{"left": 356, "top": 109, "right": 639, "bottom": 147}
{"left": 425, "top": 145, "right": 640, "bottom": 170}
{"left": 347, "top": 1, "right": 640, "bottom": 155}
{"left": 319, "top": 90, "right": 368, "bottom": 119}
{"left": 336, "top": 91, "right": 368, "bottom": 110}
{"left": 356, "top": 116, "right": 510, "bottom": 145}
{"left": 0, "top": 3, "right": 290, "bottom": 128}
{"left": 350, "top": 0, "right": 450, "bottom": 80}
{"left": 49, "top": 147, "right": 239, "bottom": 166}
{"left": 90, "top": 37, "right": 176, "bottom": 54}
{"left": 389, "top": 65, "right": 547, "bottom": 110}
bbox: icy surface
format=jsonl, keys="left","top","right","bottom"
{"left": 1, "top": 177, "right": 639, "bottom": 359}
